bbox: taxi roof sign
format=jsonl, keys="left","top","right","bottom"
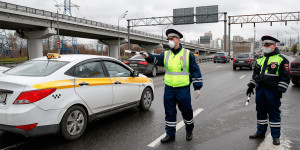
{"left": 47, "top": 53, "right": 61, "bottom": 59}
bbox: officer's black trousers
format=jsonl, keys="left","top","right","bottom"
{"left": 256, "top": 86, "right": 281, "bottom": 138}
{"left": 164, "top": 85, "right": 194, "bottom": 136}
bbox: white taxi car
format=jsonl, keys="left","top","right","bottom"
{"left": 0, "top": 53, "right": 154, "bottom": 140}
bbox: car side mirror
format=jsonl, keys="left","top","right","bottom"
{"left": 132, "top": 70, "right": 139, "bottom": 77}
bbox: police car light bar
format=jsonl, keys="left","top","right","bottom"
{"left": 125, "top": 50, "right": 140, "bottom": 55}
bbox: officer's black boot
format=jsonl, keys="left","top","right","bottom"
{"left": 161, "top": 135, "right": 175, "bottom": 143}
{"left": 186, "top": 132, "right": 193, "bottom": 141}
{"left": 249, "top": 133, "right": 265, "bottom": 139}
{"left": 273, "top": 138, "right": 280, "bottom": 145}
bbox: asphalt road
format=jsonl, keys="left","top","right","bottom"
{"left": 0, "top": 59, "right": 299, "bottom": 150}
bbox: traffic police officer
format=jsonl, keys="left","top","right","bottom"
{"left": 140, "top": 29, "right": 203, "bottom": 143}
{"left": 247, "top": 35, "right": 290, "bottom": 145}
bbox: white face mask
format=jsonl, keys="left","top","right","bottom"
{"left": 263, "top": 47, "right": 272, "bottom": 54}
{"left": 168, "top": 40, "right": 175, "bottom": 49}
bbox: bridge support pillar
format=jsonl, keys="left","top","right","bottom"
{"left": 104, "top": 39, "right": 127, "bottom": 60}
{"left": 15, "top": 28, "right": 56, "bottom": 60}
{"left": 139, "top": 44, "right": 161, "bottom": 54}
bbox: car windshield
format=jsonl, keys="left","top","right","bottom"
{"left": 129, "top": 55, "right": 144, "bottom": 60}
{"left": 4, "top": 60, "right": 69, "bottom": 76}
{"left": 236, "top": 54, "right": 249, "bottom": 58}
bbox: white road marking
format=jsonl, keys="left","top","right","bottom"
{"left": 257, "top": 133, "right": 292, "bottom": 150}
{"left": 239, "top": 75, "right": 246, "bottom": 79}
{"left": 216, "top": 66, "right": 222, "bottom": 68}
{"left": 147, "top": 108, "right": 204, "bottom": 148}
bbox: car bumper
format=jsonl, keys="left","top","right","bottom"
{"left": 0, "top": 104, "right": 63, "bottom": 137}
{"left": 290, "top": 70, "right": 300, "bottom": 79}
{"left": 233, "top": 63, "right": 252, "bottom": 67}
{"left": 214, "top": 59, "right": 226, "bottom": 62}
{"left": 0, "top": 124, "right": 59, "bottom": 137}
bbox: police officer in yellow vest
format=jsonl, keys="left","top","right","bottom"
{"left": 140, "top": 29, "right": 203, "bottom": 143}
{"left": 247, "top": 35, "right": 290, "bottom": 145}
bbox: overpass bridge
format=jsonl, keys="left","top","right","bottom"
{"left": 0, "top": 1, "right": 220, "bottom": 59}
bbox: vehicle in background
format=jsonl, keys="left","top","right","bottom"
{"left": 233, "top": 53, "right": 256, "bottom": 70}
{"left": 230, "top": 54, "right": 234, "bottom": 60}
{"left": 233, "top": 41, "right": 253, "bottom": 58}
{"left": 290, "top": 54, "right": 300, "bottom": 85}
{"left": 124, "top": 54, "right": 165, "bottom": 77}
{"left": 213, "top": 52, "right": 230, "bottom": 63}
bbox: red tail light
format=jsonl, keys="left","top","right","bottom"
{"left": 290, "top": 71, "right": 293, "bottom": 74}
{"left": 291, "top": 61, "right": 296, "bottom": 67}
{"left": 124, "top": 61, "right": 129, "bottom": 64}
{"left": 15, "top": 123, "right": 38, "bottom": 131}
{"left": 214, "top": 56, "right": 217, "bottom": 58}
{"left": 221, "top": 56, "right": 225, "bottom": 58}
{"left": 233, "top": 58, "right": 235, "bottom": 63}
{"left": 14, "top": 88, "right": 56, "bottom": 104}
{"left": 138, "top": 62, "right": 148, "bottom": 65}
{"left": 248, "top": 59, "right": 252, "bottom": 63}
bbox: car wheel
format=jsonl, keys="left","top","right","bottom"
{"left": 240, "top": 67, "right": 242, "bottom": 70}
{"left": 151, "top": 67, "right": 157, "bottom": 77}
{"left": 214, "top": 61, "right": 216, "bottom": 63}
{"left": 60, "top": 105, "right": 87, "bottom": 141}
{"left": 138, "top": 87, "right": 153, "bottom": 111}
{"left": 233, "top": 66, "right": 236, "bottom": 70}
{"left": 292, "top": 78, "right": 299, "bottom": 86}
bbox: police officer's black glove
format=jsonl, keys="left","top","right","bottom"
{"left": 275, "top": 91, "right": 282, "bottom": 99}
{"left": 246, "top": 87, "right": 254, "bottom": 96}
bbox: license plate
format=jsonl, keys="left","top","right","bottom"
{"left": 239, "top": 61, "right": 244, "bottom": 63}
{"left": 0, "top": 93, "right": 7, "bottom": 104}
{"left": 130, "top": 64, "right": 138, "bottom": 67}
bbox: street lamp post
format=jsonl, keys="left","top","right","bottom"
{"left": 54, "top": 1, "right": 61, "bottom": 54}
{"left": 161, "top": 25, "right": 169, "bottom": 50}
{"left": 118, "top": 10, "right": 128, "bottom": 60}
{"left": 291, "top": 27, "right": 300, "bottom": 49}
{"left": 183, "top": 30, "right": 190, "bottom": 44}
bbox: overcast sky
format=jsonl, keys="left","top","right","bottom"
{"left": 2, "top": 0, "right": 300, "bottom": 44}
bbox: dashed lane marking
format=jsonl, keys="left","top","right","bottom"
{"left": 239, "top": 75, "right": 246, "bottom": 79}
{"left": 147, "top": 108, "right": 204, "bottom": 148}
{"left": 257, "top": 133, "right": 292, "bottom": 150}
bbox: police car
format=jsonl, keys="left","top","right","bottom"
{"left": 0, "top": 53, "right": 154, "bottom": 140}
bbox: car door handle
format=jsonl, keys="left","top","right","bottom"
{"left": 79, "top": 82, "right": 89, "bottom": 86}
{"left": 114, "top": 81, "right": 122, "bottom": 84}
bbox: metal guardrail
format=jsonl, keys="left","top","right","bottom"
{"left": 0, "top": 1, "right": 220, "bottom": 51}
{"left": 198, "top": 56, "right": 214, "bottom": 63}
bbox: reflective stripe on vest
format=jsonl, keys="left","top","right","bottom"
{"left": 257, "top": 54, "right": 283, "bottom": 75}
{"left": 164, "top": 48, "right": 190, "bottom": 87}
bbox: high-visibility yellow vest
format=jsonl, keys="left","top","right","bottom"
{"left": 163, "top": 48, "right": 190, "bottom": 87}
{"left": 256, "top": 54, "right": 284, "bottom": 75}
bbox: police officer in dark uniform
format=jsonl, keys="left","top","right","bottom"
{"left": 140, "top": 29, "right": 203, "bottom": 143}
{"left": 247, "top": 35, "right": 290, "bottom": 145}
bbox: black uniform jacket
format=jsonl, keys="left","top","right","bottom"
{"left": 248, "top": 48, "right": 290, "bottom": 93}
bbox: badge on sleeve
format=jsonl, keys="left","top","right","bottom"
{"left": 180, "top": 56, "right": 184, "bottom": 60}
{"left": 284, "top": 64, "right": 289, "bottom": 71}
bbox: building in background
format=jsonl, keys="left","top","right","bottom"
{"left": 233, "top": 35, "right": 244, "bottom": 42}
